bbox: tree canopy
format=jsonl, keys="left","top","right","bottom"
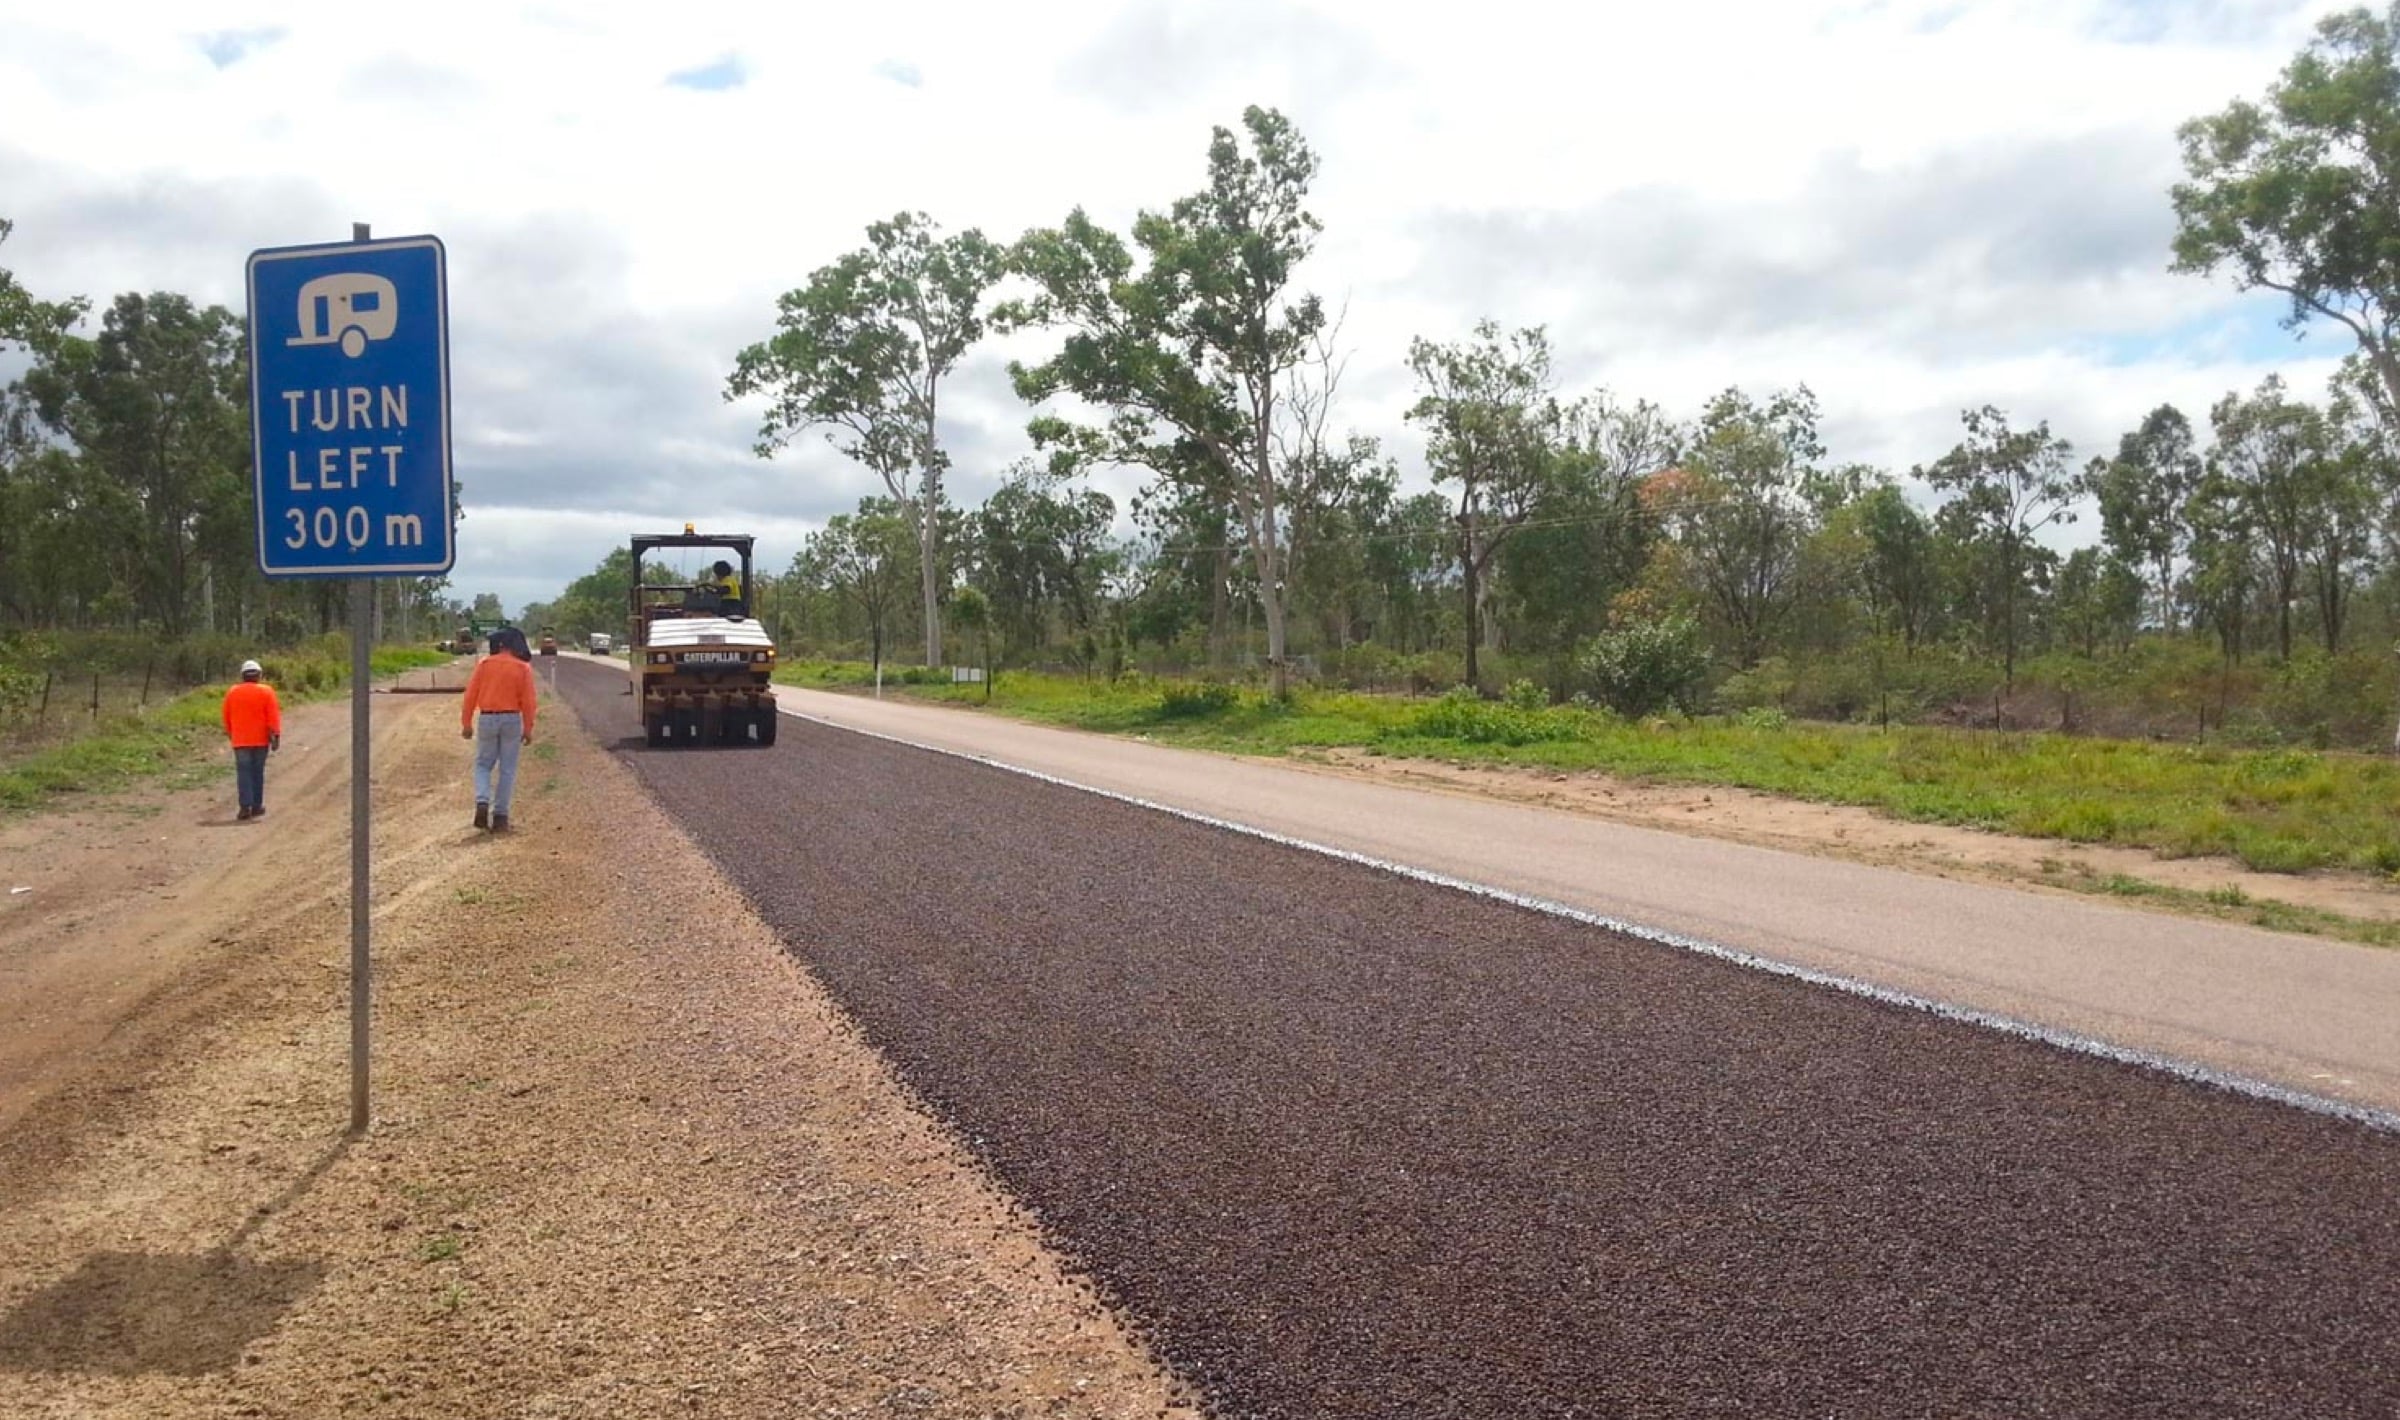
{"left": 728, "top": 212, "right": 1004, "bottom": 667}
{"left": 2174, "top": 3, "right": 2400, "bottom": 419}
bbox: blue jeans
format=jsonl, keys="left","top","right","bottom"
{"left": 233, "top": 746, "right": 268, "bottom": 812}
{"left": 474, "top": 712, "right": 523, "bottom": 815}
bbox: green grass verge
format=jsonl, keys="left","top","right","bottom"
{"left": 776, "top": 660, "right": 2400, "bottom": 881}
{"left": 0, "top": 644, "right": 452, "bottom": 815}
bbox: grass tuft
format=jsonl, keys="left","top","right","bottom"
{"left": 416, "top": 1233, "right": 463, "bottom": 1264}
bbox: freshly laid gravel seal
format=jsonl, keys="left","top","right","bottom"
{"left": 562, "top": 661, "right": 2400, "bottom": 1420}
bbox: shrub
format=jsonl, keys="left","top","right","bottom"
{"left": 0, "top": 637, "right": 47, "bottom": 720}
{"left": 1577, "top": 615, "right": 1710, "bottom": 719}
{"left": 1503, "top": 678, "right": 1548, "bottom": 711}
{"left": 1737, "top": 705, "right": 1789, "bottom": 732}
{"left": 1715, "top": 657, "right": 1795, "bottom": 713}
{"left": 2255, "top": 649, "right": 2395, "bottom": 749}
{"left": 1394, "top": 686, "right": 1586, "bottom": 746}
{"left": 1157, "top": 681, "right": 1242, "bottom": 718}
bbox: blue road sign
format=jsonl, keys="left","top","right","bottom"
{"left": 248, "top": 235, "right": 453, "bottom": 578}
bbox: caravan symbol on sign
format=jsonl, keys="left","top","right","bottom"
{"left": 248, "top": 235, "right": 454, "bottom": 579}
{"left": 288, "top": 272, "right": 400, "bottom": 358}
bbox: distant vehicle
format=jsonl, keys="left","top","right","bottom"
{"left": 589, "top": 632, "right": 613, "bottom": 655}
{"left": 629, "top": 528, "right": 777, "bottom": 747}
{"left": 287, "top": 272, "right": 398, "bottom": 359}
{"left": 445, "top": 625, "right": 476, "bottom": 655}
{"left": 539, "top": 626, "right": 559, "bottom": 656}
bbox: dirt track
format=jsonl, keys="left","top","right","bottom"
{"left": 558, "top": 659, "right": 2400, "bottom": 1419}
{"left": 0, "top": 672, "right": 1193, "bottom": 1418}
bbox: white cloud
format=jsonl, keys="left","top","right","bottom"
{"left": 0, "top": 0, "right": 2368, "bottom": 615}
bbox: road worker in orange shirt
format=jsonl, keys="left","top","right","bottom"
{"left": 461, "top": 626, "right": 538, "bottom": 832}
{"left": 221, "top": 658, "right": 282, "bottom": 822}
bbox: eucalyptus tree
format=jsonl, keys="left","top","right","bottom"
{"left": 2207, "top": 376, "right": 2331, "bottom": 661}
{"left": 1495, "top": 392, "right": 1678, "bottom": 672}
{"left": 22, "top": 292, "right": 247, "bottom": 635}
{"left": 1854, "top": 483, "right": 1940, "bottom": 654}
{"left": 1405, "top": 321, "right": 1563, "bottom": 689}
{"left": 1921, "top": 407, "right": 2082, "bottom": 689}
{"left": 2094, "top": 405, "right": 2202, "bottom": 631}
{"left": 1008, "top": 107, "right": 1326, "bottom": 697}
{"left": 800, "top": 498, "right": 918, "bottom": 680}
{"left": 1666, "top": 387, "right": 1825, "bottom": 668}
{"left": 729, "top": 212, "right": 1004, "bottom": 666}
{"left": 2174, "top": 5, "right": 2400, "bottom": 425}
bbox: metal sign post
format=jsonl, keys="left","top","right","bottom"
{"left": 247, "top": 223, "right": 454, "bottom": 1136}
{"left": 351, "top": 567, "right": 371, "bottom": 1134}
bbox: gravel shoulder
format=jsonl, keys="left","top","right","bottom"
{"left": 0, "top": 678, "right": 1195, "bottom": 1418}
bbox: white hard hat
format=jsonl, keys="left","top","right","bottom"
{"left": 240, "top": 659, "right": 263, "bottom": 676}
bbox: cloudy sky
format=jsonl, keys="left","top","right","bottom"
{"left": 0, "top": 0, "right": 2360, "bottom": 613}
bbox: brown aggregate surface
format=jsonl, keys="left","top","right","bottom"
{"left": 557, "top": 660, "right": 2400, "bottom": 1420}
{"left": 0, "top": 675, "right": 1196, "bottom": 1419}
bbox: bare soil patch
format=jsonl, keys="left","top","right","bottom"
{"left": 0, "top": 685, "right": 1195, "bottom": 1417}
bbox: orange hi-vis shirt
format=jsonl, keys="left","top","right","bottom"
{"left": 221, "top": 681, "right": 282, "bottom": 749}
{"left": 461, "top": 655, "right": 538, "bottom": 735}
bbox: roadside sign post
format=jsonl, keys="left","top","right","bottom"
{"left": 248, "top": 223, "right": 454, "bottom": 1136}
{"left": 351, "top": 558, "right": 370, "bottom": 1137}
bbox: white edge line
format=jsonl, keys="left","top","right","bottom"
{"left": 781, "top": 706, "right": 2400, "bottom": 1137}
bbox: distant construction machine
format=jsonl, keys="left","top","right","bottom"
{"left": 628, "top": 528, "right": 778, "bottom": 747}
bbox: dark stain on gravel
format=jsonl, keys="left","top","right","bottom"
{"left": 558, "top": 662, "right": 2400, "bottom": 1419}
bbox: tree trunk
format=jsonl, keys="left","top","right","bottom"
{"left": 1254, "top": 506, "right": 1289, "bottom": 699}
{"left": 1460, "top": 540, "right": 1483, "bottom": 692}
{"left": 2001, "top": 542, "right": 2019, "bottom": 694}
{"left": 2274, "top": 565, "right": 2296, "bottom": 662}
{"left": 2364, "top": 338, "right": 2400, "bottom": 430}
{"left": 1261, "top": 587, "right": 1288, "bottom": 696}
{"left": 2316, "top": 554, "right": 2347, "bottom": 653}
{"left": 919, "top": 491, "right": 942, "bottom": 667}
{"left": 1208, "top": 545, "right": 1230, "bottom": 669}
{"left": 1248, "top": 400, "right": 1289, "bottom": 700}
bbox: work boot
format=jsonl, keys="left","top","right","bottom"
{"left": 491, "top": 813, "right": 510, "bottom": 833}
{"left": 237, "top": 806, "right": 254, "bottom": 821}
{"left": 473, "top": 803, "right": 489, "bottom": 830}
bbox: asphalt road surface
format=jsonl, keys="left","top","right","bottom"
{"left": 775, "top": 683, "right": 2400, "bottom": 1117}
{"left": 556, "top": 661, "right": 2400, "bottom": 1419}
